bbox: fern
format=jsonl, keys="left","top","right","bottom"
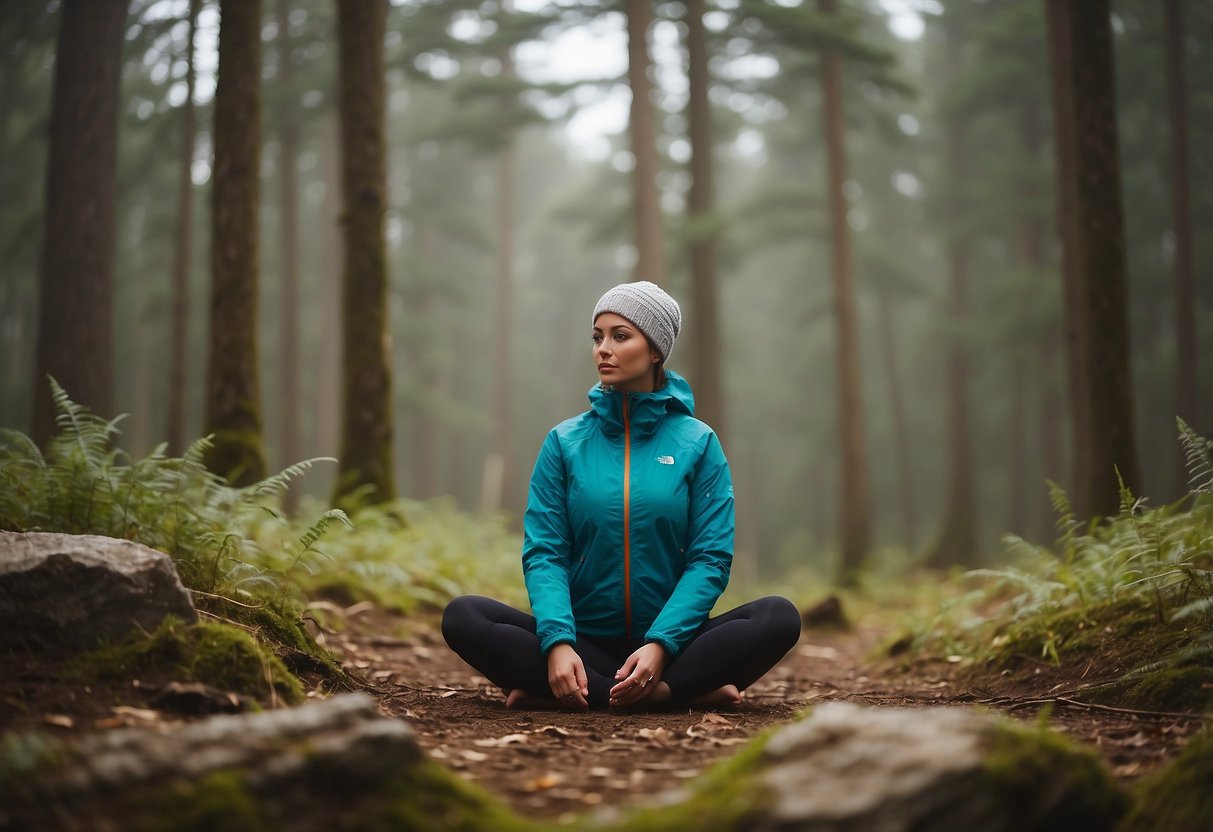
{"left": 1178, "top": 417, "right": 1213, "bottom": 495}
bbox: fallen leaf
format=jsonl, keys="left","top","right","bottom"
{"left": 588, "top": 767, "right": 613, "bottom": 778}
{"left": 524, "top": 773, "right": 564, "bottom": 791}
{"left": 440, "top": 690, "right": 459, "bottom": 698}
{"left": 797, "top": 644, "right": 840, "bottom": 660}
{"left": 42, "top": 714, "right": 74, "bottom": 729}
{"left": 638, "top": 727, "right": 674, "bottom": 744}
{"left": 474, "top": 733, "right": 529, "bottom": 747}
{"left": 371, "top": 670, "right": 395, "bottom": 680}
{"left": 460, "top": 750, "right": 489, "bottom": 762}
{"left": 112, "top": 706, "right": 160, "bottom": 722}
{"left": 537, "top": 725, "right": 573, "bottom": 737}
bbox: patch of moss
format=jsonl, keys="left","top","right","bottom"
{"left": 194, "top": 595, "right": 352, "bottom": 689}
{"left": 593, "top": 725, "right": 781, "bottom": 832}
{"left": 362, "top": 757, "right": 537, "bottom": 832}
{"left": 1101, "top": 666, "right": 1213, "bottom": 713}
{"left": 133, "top": 770, "right": 270, "bottom": 832}
{"left": 981, "top": 720, "right": 1129, "bottom": 830}
{"left": 1120, "top": 729, "right": 1213, "bottom": 831}
{"left": 69, "top": 617, "right": 303, "bottom": 705}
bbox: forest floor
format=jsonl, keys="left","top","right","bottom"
{"left": 326, "top": 603, "right": 1206, "bottom": 822}
{"left": 1, "top": 600, "right": 1205, "bottom": 824}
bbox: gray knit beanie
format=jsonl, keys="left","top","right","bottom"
{"left": 592, "top": 281, "right": 682, "bottom": 362}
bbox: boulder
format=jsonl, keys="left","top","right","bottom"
{"left": 0, "top": 531, "right": 197, "bottom": 651}
{"left": 0, "top": 693, "right": 427, "bottom": 831}
{"left": 618, "top": 702, "right": 1127, "bottom": 832}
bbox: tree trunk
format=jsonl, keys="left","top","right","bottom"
{"left": 876, "top": 286, "right": 915, "bottom": 550}
{"left": 168, "top": 0, "right": 200, "bottom": 456}
{"left": 204, "top": 0, "right": 266, "bottom": 486}
{"left": 334, "top": 0, "right": 395, "bottom": 506}
{"left": 1165, "top": 0, "right": 1197, "bottom": 481}
{"left": 412, "top": 223, "right": 441, "bottom": 499}
{"left": 926, "top": 12, "right": 978, "bottom": 568}
{"left": 684, "top": 0, "right": 724, "bottom": 436}
{"left": 1045, "top": 0, "right": 1090, "bottom": 515}
{"left": 818, "top": 0, "right": 869, "bottom": 582}
{"left": 1046, "top": 0, "right": 1141, "bottom": 517}
{"left": 33, "top": 0, "right": 126, "bottom": 444}
{"left": 625, "top": 0, "right": 665, "bottom": 284}
{"left": 277, "top": 0, "right": 302, "bottom": 512}
{"left": 486, "top": 30, "right": 517, "bottom": 513}
{"left": 315, "top": 114, "right": 342, "bottom": 478}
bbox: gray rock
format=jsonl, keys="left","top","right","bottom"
{"left": 0, "top": 531, "right": 198, "bottom": 651}
{"left": 1, "top": 693, "right": 422, "bottom": 831}
{"left": 609, "top": 702, "right": 1126, "bottom": 832}
{"left": 745, "top": 702, "right": 1124, "bottom": 832}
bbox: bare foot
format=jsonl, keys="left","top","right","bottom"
{"left": 690, "top": 684, "right": 743, "bottom": 709}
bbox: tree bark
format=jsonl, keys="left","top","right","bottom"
{"left": 277, "top": 0, "right": 302, "bottom": 512}
{"left": 876, "top": 287, "right": 915, "bottom": 550}
{"left": 315, "top": 115, "right": 342, "bottom": 475}
{"left": 625, "top": 0, "right": 665, "bottom": 283}
{"left": 684, "top": 0, "right": 724, "bottom": 437}
{"left": 1046, "top": 0, "right": 1141, "bottom": 517}
{"left": 818, "top": 0, "right": 869, "bottom": 582}
{"left": 486, "top": 26, "right": 517, "bottom": 512}
{"left": 1164, "top": 0, "right": 1197, "bottom": 479}
{"left": 334, "top": 0, "right": 395, "bottom": 506}
{"left": 33, "top": 0, "right": 127, "bottom": 444}
{"left": 926, "top": 11, "right": 978, "bottom": 568}
{"left": 1045, "top": 0, "right": 1090, "bottom": 515}
{"left": 168, "top": 0, "right": 200, "bottom": 456}
{"left": 204, "top": 0, "right": 266, "bottom": 486}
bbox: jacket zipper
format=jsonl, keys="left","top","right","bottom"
{"left": 622, "top": 394, "right": 632, "bottom": 638}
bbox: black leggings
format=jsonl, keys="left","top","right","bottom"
{"left": 441, "top": 595, "right": 802, "bottom": 709}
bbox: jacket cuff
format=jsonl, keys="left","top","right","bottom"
{"left": 644, "top": 635, "right": 680, "bottom": 659}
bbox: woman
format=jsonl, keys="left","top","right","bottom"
{"left": 443, "top": 281, "right": 801, "bottom": 710}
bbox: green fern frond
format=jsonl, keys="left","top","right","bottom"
{"left": 245, "top": 457, "right": 338, "bottom": 500}
{"left": 1178, "top": 417, "right": 1213, "bottom": 495}
{"left": 298, "top": 508, "right": 353, "bottom": 553}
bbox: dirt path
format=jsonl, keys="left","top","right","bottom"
{"left": 326, "top": 606, "right": 1206, "bottom": 821}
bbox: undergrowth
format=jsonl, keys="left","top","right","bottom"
{"left": 0, "top": 381, "right": 525, "bottom": 641}
{"left": 904, "top": 419, "right": 1213, "bottom": 703}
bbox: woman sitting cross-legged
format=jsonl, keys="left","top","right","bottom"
{"left": 442, "top": 281, "right": 802, "bottom": 710}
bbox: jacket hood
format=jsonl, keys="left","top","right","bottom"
{"left": 587, "top": 369, "right": 695, "bottom": 438}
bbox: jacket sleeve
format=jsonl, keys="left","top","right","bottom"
{"left": 645, "top": 431, "right": 733, "bottom": 657}
{"left": 521, "top": 430, "right": 578, "bottom": 655}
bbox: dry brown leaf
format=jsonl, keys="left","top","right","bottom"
{"left": 440, "top": 690, "right": 459, "bottom": 698}
{"left": 537, "top": 725, "right": 573, "bottom": 737}
{"left": 637, "top": 727, "right": 674, "bottom": 744}
{"left": 112, "top": 706, "right": 160, "bottom": 722}
{"left": 42, "top": 714, "right": 74, "bottom": 729}
{"left": 524, "top": 773, "right": 564, "bottom": 791}
{"left": 473, "top": 733, "right": 529, "bottom": 748}
{"left": 460, "top": 750, "right": 489, "bottom": 762}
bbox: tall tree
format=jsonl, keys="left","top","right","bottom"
{"left": 204, "top": 0, "right": 267, "bottom": 486}
{"left": 277, "top": 0, "right": 303, "bottom": 511}
{"left": 625, "top": 0, "right": 665, "bottom": 283}
{"left": 334, "top": 0, "right": 395, "bottom": 505}
{"left": 1164, "top": 0, "right": 1197, "bottom": 470}
{"left": 1045, "top": 0, "right": 1140, "bottom": 516}
{"left": 168, "top": 0, "right": 201, "bottom": 456}
{"left": 925, "top": 11, "right": 977, "bottom": 567}
{"left": 684, "top": 0, "right": 725, "bottom": 436}
{"left": 818, "top": 0, "right": 869, "bottom": 580}
{"left": 33, "top": 0, "right": 127, "bottom": 444}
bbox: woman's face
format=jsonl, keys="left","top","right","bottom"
{"left": 592, "top": 312, "right": 660, "bottom": 393}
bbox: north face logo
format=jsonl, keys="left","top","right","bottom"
{"left": 656, "top": 455, "right": 674, "bottom": 465}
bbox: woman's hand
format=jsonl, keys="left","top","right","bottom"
{"left": 609, "top": 643, "right": 666, "bottom": 707}
{"left": 547, "top": 643, "right": 589, "bottom": 710}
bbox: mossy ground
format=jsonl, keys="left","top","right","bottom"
{"left": 68, "top": 617, "right": 304, "bottom": 705}
{"left": 982, "top": 719, "right": 1129, "bottom": 829}
{"left": 961, "top": 597, "right": 1213, "bottom": 713}
{"left": 1120, "top": 728, "right": 1213, "bottom": 831}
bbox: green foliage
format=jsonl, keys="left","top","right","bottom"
{"left": 904, "top": 424, "right": 1213, "bottom": 693}
{"left": 248, "top": 496, "right": 526, "bottom": 615}
{"left": 1121, "top": 728, "right": 1213, "bottom": 831}
{"left": 0, "top": 379, "right": 339, "bottom": 603}
{"left": 70, "top": 617, "right": 304, "bottom": 706}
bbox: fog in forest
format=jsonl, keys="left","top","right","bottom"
{"left": 3, "top": 0, "right": 1210, "bottom": 582}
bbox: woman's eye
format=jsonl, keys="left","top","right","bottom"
{"left": 614, "top": 333, "right": 628, "bottom": 341}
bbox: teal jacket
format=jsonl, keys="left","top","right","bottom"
{"left": 522, "top": 371, "right": 734, "bottom": 658}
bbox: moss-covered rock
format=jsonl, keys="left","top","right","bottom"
{"left": 596, "top": 703, "right": 1127, "bottom": 832}
{"left": 1120, "top": 729, "right": 1213, "bottom": 831}
{"left": 69, "top": 617, "right": 304, "bottom": 705}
